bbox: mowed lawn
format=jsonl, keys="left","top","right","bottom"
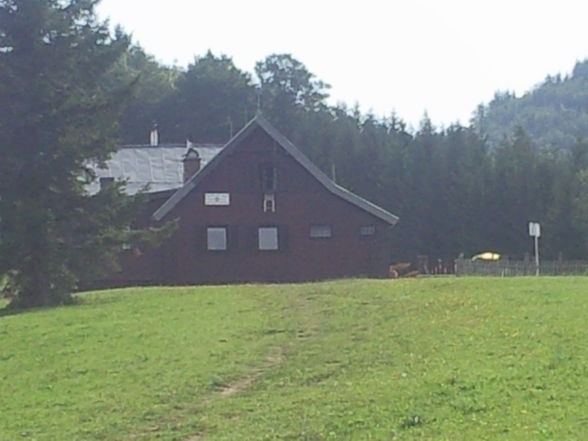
{"left": 1, "top": 278, "right": 588, "bottom": 440}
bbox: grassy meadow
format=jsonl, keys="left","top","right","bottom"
{"left": 1, "top": 278, "right": 588, "bottom": 440}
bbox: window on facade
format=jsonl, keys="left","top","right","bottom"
{"left": 122, "top": 226, "right": 132, "bottom": 251}
{"left": 310, "top": 225, "right": 332, "bottom": 238}
{"left": 360, "top": 225, "right": 376, "bottom": 236}
{"left": 207, "top": 227, "right": 227, "bottom": 251}
{"left": 99, "top": 177, "right": 115, "bottom": 190}
{"left": 261, "top": 165, "right": 277, "bottom": 193}
{"left": 258, "top": 227, "right": 278, "bottom": 250}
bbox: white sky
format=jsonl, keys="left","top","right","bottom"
{"left": 97, "top": 0, "right": 588, "bottom": 128}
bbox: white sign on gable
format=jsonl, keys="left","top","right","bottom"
{"left": 528, "top": 222, "right": 541, "bottom": 237}
{"left": 205, "top": 193, "right": 230, "bottom": 206}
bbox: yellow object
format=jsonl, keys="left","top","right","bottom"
{"left": 471, "top": 252, "right": 501, "bottom": 261}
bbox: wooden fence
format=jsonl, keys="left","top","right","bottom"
{"left": 455, "top": 258, "right": 588, "bottom": 277}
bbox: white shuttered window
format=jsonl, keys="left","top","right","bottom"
{"left": 207, "top": 227, "right": 227, "bottom": 251}
{"left": 258, "top": 227, "right": 278, "bottom": 250}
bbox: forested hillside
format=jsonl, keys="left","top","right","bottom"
{"left": 111, "top": 47, "right": 588, "bottom": 263}
{"left": 473, "top": 60, "right": 588, "bottom": 149}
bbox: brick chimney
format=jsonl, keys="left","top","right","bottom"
{"left": 183, "top": 147, "right": 201, "bottom": 182}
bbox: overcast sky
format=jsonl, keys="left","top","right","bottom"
{"left": 97, "top": 0, "right": 588, "bottom": 128}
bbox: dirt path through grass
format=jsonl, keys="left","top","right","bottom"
{"left": 219, "top": 346, "right": 285, "bottom": 397}
{"left": 183, "top": 285, "right": 323, "bottom": 441}
{"left": 184, "top": 347, "right": 285, "bottom": 441}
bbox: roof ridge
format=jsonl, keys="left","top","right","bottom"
{"left": 118, "top": 143, "right": 224, "bottom": 149}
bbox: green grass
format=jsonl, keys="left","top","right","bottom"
{"left": 2, "top": 278, "right": 588, "bottom": 440}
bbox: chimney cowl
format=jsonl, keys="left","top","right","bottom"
{"left": 183, "top": 147, "right": 200, "bottom": 161}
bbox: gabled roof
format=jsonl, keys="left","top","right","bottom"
{"left": 152, "top": 116, "right": 399, "bottom": 226}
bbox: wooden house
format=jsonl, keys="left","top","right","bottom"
{"left": 115, "top": 116, "right": 399, "bottom": 284}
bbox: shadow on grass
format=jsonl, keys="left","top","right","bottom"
{"left": 0, "top": 297, "right": 82, "bottom": 318}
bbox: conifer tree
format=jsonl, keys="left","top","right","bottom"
{"left": 0, "top": 0, "right": 141, "bottom": 307}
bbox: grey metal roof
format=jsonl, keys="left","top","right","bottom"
{"left": 152, "top": 116, "right": 399, "bottom": 226}
{"left": 87, "top": 143, "right": 223, "bottom": 195}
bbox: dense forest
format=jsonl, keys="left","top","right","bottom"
{"left": 473, "top": 60, "right": 588, "bottom": 149}
{"left": 110, "top": 47, "right": 588, "bottom": 263}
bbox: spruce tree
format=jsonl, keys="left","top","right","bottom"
{"left": 0, "top": 0, "right": 139, "bottom": 307}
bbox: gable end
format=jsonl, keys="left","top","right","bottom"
{"left": 152, "top": 116, "right": 399, "bottom": 226}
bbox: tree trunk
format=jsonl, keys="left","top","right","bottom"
{"left": 10, "top": 256, "right": 59, "bottom": 308}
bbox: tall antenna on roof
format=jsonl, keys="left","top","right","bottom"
{"left": 256, "top": 88, "right": 262, "bottom": 115}
{"left": 227, "top": 117, "right": 233, "bottom": 138}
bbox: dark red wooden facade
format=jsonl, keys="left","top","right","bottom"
{"left": 116, "top": 117, "right": 398, "bottom": 285}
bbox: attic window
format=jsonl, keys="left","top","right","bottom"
{"left": 261, "top": 165, "right": 277, "bottom": 193}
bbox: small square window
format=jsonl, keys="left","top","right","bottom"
{"left": 207, "top": 227, "right": 227, "bottom": 251}
{"left": 310, "top": 225, "right": 332, "bottom": 238}
{"left": 122, "top": 226, "right": 132, "bottom": 250}
{"left": 99, "top": 177, "right": 115, "bottom": 190}
{"left": 258, "top": 227, "right": 278, "bottom": 250}
{"left": 360, "top": 225, "right": 376, "bottom": 236}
